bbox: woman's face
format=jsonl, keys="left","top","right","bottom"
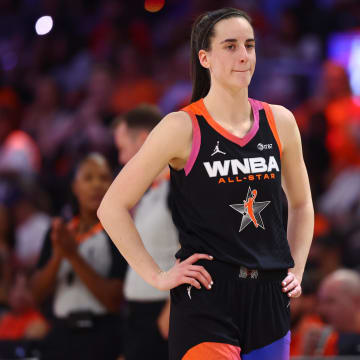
{"left": 72, "top": 158, "right": 112, "bottom": 214}
{"left": 200, "top": 17, "right": 256, "bottom": 91}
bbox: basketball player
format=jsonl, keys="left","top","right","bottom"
{"left": 98, "top": 7, "right": 314, "bottom": 360}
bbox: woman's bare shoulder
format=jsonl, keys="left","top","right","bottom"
{"left": 158, "top": 111, "right": 193, "bottom": 169}
{"left": 268, "top": 104, "right": 297, "bottom": 128}
{"left": 269, "top": 104, "right": 296, "bottom": 125}
{"left": 267, "top": 104, "right": 302, "bottom": 159}
{"left": 268, "top": 104, "right": 299, "bottom": 149}
{"left": 160, "top": 110, "right": 193, "bottom": 134}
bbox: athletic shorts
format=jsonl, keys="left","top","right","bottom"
{"left": 169, "top": 259, "right": 291, "bottom": 360}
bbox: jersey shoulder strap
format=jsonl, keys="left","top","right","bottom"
{"left": 179, "top": 101, "right": 201, "bottom": 176}
{"left": 262, "top": 102, "right": 282, "bottom": 158}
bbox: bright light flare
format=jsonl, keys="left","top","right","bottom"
{"left": 35, "top": 16, "right": 53, "bottom": 36}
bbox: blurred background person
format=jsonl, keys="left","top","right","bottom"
{"left": 295, "top": 61, "right": 352, "bottom": 201}
{"left": 0, "top": 270, "right": 48, "bottom": 359}
{"left": 317, "top": 269, "right": 360, "bottom": 356}
{"left": 290, "top": 271, "right": 337, "bottom": 357}
{"left": 113, "top": 104, "right": 179, "bottom": 360}
{"left": 31, "top": 153, "right": 127, "bottom": 360}
{"left": 0, "top": 270, "right": 48, "bottom": 340}
{"left": 10, "top": 179, "right": 51, "bottom": 269}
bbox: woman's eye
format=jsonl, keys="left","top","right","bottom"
{"left": 246, "top": 44, "right": 255, "bottom": 49}
{"left": 227, "top": 45, "right": 235, "bottom": 50}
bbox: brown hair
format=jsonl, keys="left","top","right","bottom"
{"left": 112, "top": 103, "right": 162, "bottom": 132}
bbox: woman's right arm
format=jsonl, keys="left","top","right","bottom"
{"left": 97, "top": 112, "right": 213, "bottom": 291}
{"left": 31, "top": 227, "right": 62, "bottom": 305}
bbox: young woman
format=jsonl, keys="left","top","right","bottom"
{"left": 31, "top": 153, "right": 127, "bottom": 360}
{"left": 98, "top": 7, "right": 314, "bottom": 360}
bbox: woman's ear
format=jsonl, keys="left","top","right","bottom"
{"left": 198, "top": 49, "right": 210, "bottom": 69}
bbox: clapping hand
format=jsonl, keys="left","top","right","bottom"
{"left": 51, "top": 218, "right": 78, "bottom": 259}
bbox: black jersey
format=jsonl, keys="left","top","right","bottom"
{"left": 169, "top": 98, "right": 294, "bottom": 270}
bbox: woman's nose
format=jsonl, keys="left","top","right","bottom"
{"left": 238, "top": 45, "right": 249, "bottom": 63}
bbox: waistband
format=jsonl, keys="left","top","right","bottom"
{"left": 193, "top": 259, "right": 288, "bottom": 282}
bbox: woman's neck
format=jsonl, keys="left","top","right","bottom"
{"left": 204, "top": 85, "right": 250, "bottom": 126}
{"left": 77, "top": 211, "right": 99, "bottom": 234}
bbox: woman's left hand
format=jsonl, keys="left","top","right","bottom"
{"left": 281, "top": 271, "right": 302, "bottom": 298}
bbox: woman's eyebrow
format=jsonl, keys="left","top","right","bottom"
{"left": 220, "top": 38, "right": 255, "bottom": 44}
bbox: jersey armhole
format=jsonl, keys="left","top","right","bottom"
{"left": 181, "top": 110, "right": 201, "bottom": 176}
{"left": 262, "top": 102, "right": 282, "bottom": 158}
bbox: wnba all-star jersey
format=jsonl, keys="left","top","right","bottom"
{"left": 169, "top": 98, "right": 295, "bottom": 270}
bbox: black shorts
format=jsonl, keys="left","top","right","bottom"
{"left": 169, "top": 260, "right": 291, "bottom": 360}
{"left": 123, "top": 300, "right": 168, "bottom": 360}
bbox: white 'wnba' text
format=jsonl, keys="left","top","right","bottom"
{"left": 203, "top": 156, "right": 279, "bottom": 178}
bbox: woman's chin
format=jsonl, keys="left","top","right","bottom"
{"left": 84, "top": 201, "right": 103, "bottom": 214}
{"left": 228, "top": 81, "right": 250, "bottom": 92}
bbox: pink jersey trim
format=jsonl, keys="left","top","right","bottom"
{"left": 183, "top": 110, "right": 201, "bottom": 176}
{"left": 199, "top": 98, "right": 262, "bottom": 147}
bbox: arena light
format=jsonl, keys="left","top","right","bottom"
{"left": 144, "top": 0, "right": 165, "bottom": 13}
{"left": 35, "top": 16, "right": 53, "bottom": 36}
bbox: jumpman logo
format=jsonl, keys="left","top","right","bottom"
{"left": 230, "top": 187, "right": 271, "bottom": 232}
{"left": 211, "top": 141, "right": 226, "bottom": 156}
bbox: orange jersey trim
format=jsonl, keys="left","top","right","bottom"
{"left": 197, "top": 98, "right": 260, "bottom": 147}
{"left": 182, "top": 100, "right": 203, "bottom": 116}
{"left": 183, "top": 342, "right": 241, "bottom": 359}
{"left": 67, "top": 217, "right": 103, "bottom": 244}
{"left": 262, "top": 102, "right": 282, "bottom": 158}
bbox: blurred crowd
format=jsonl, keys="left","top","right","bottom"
{"left": 0, "top": 0, "right": 359, "bottom": 358}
